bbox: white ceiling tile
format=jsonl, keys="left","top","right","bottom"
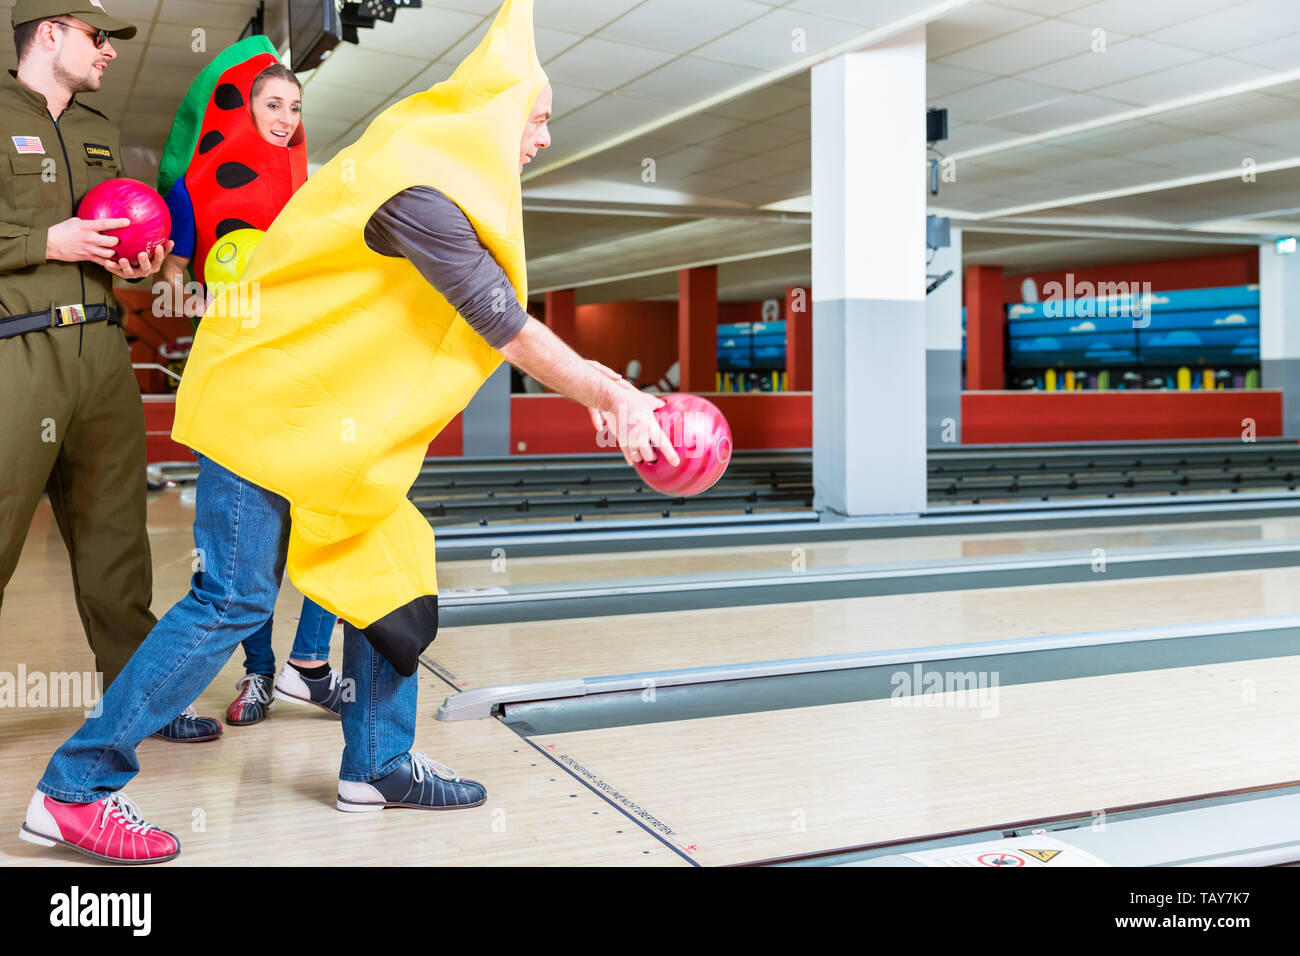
{"left": 762, "top": 136, "right": 811, "bottom": 164}
{"left": 1147, "top": 0, "right": 1300, "bottom": 54}
{"left": 1226, "top": 116, "right": 1300, "bottom": 149}
{"left": 548, "top": 83, "right": 607, "bottom": 119}
{"left": 982, "top": 92, "right": 1133, "bottom": 134}
{"left": 1052, "top": 120, "right": 1199, "bottom": 154}
{"left": 543, "top": 38, "right": 677, "bottom": 90}
{"left": 535, "top": 27, "right": 585, "bottom": 61}
{"left": 596, "top": 0, "right": 772, "bottom": 54}
{"left": 928, "top": 62, "right": 1000, "bottom": 100}
{"left": 939, "top": 77, "right": 1070, "bottom": 124}
{"left": 710, "top": 181, "right": 789, "bottom": 205}
{"left": 434, "top": 18, "right": 493, "bottom": 65}
{"left": 672, "top": 172, "right": 749, "bottom": 194}
{"left": 699, "top": 123, "right": 799, "bottom": 154}
{"left": 1049, "top": 155, "right": 1175, "bottom": 184}
{"left": 301, "top": 117, "right": 355, "bottom": 147}
{"left": 1123, "top": 132, "right": 1276, "bottom": 167}
{"left": 1060, "top": 0, "right": 1252, "bottom": 35}
{"left": 563, "top": 93, "right": 679, "bottom": 132}
{"left": 763, "top": 104, "right": 810, "bottom": 133}
{"left": 943, "top": 122, "right": 1020, "bottom": 151}
{"left": 992, "top": 0, "right": 1097, "bottom": 15}
{"left": 309, "top": 43, "right": 426, "bottom": 95}
{"left": 96, "top": 0, "right": 166, "bottom": 21}
{"left": 654, "top": 143, "right": 750, "bottom": 175}
{"left": 1228, "top": 31, "right": 1300, "bottom": 69}
{"left": 654, "top": 112, "right": 749, "bottom": 145}
{"left": 157, "top": 0, "right": 254, "bottom": 25}
{"left": 926, "top": 4, "right": 1044, "bottom": 59}
{"left": 939, "top": 18, "right": 1127, "bottom": 74}
{"left": 619, "top": 56, "right": 763, "bottom": 101}
{"left": 148, "top": 22, "right": 241, "bottom": 50}
{"left": 394, "top": 61, "right": 457, "bottom": 99}
{"left": 534, "top": 0, "right": 645, "bottom": 35}
{"left": 294, "top": 81, "right": 389, "bottom": 118}
{"left": 1015, "top": 37, "right": 1203, "bottom": 93}
{"left": 360, "top": 7, "right": 485, "bottom": 60}
{"left": 141, "top": 44, "right": 212, "bottom": 69}
{"left": 693, "top": 8, "right": 870, "bottom": 70}
{"left": 435, "top": 0, "right": 508, "bottom": 15}
{"left": 1156, "top": 94, "right": 1293, "bottom": 134}
{"left": 1093, "top": 56, "right": 1276, "bottom": 106}
{"left": 709, "top": 153, "right": 803, "bottom": 181}
{"left": 708, "top": 84, "right": 807, "bottom": 122}
{"left": 785, "top": 0, "right": 934, "bottom": 27}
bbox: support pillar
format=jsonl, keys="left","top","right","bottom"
{"left": 811, "top": 28, "right": 927, "bottom": 516}
{"left": 926, "top": 229, "right": 962, "bottom": 445}
{"left": 964, "top": 264, "right": 1005, "bottom": 391}
{"left": 1260, "top": 243, "right": 1300, "bottom": 438}
{"left": 785, "top": 285, "right": 812, "bottom": 390}
{"left": 678, "top": 266, "right": 718, "bottom": 392}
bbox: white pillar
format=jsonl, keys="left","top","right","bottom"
{"left": 1260, "top": 242, "right": 1300, "bottom": 438}
{"left": 812, "top": 27, "right": 928, "bottom": 516}
{"left": 926, "top": 227, "right": 962, "bottom": 447}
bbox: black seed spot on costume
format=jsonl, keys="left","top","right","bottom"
{"left": 216, "top": 162, "right": 259, "bottom": 189}
{"left": 214, "top": 83, "right": 244, "bottom": 109}
{"left": 198, "top": 130, "right": 224, "bottom": 154}
{"left": 215, "top": 218, "right": 257, "bottom": 238}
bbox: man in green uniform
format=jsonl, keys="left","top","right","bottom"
{"left": 0, "top": 0, "right": 221, "bottom": 742}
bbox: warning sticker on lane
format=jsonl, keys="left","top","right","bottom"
{"left": 902, "top": 836, "right": 1108, "bottom": 867}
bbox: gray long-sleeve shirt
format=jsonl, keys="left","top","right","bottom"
{"left": 363, "top": 186, "right": 530, "bottom": 350}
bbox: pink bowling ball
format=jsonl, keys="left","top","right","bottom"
{"left": 633, "top": 393, "right": 733, "bottom": 497}
{"left": 77, "top": 178, "right": 171, "bottom": 263}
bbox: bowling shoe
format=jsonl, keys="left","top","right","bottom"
{"left": 227, "top": 673, "right": 275, "bottom": 726}
{"left": 152, "top": 705, "right": 224, "bottom": 742}
{"left": 19, "top": 791, "right": 180, "bottom": 864}
{"left": 273, "top": 663, "right": 344, "bottom": 718}
{"left": 336, "top": 752, "right": 487, "bottom": 812}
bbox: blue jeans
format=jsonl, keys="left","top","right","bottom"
{"left": 241, "top": 596, "right": 336, "bottom": 675}
{"left": 38, "top": 454, "right": 418, "bottom": 802}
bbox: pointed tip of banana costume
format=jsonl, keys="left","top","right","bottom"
{"left": 172, "top": 0, "right": 548, "bottom": 666}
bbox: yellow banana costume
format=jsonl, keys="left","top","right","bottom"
{"left": 172, "top": 0, "right": 547, "bottom": 673}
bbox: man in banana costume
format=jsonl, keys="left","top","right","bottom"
{"left": 22, "top": 0, "right": 676, "bottom": 863}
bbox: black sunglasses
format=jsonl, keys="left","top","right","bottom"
{"left": 53, "top": 20, "right": 110, "bottom": 49}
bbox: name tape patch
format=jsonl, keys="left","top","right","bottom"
{"left": 84, "top": 143, "right": 114, "bottom": 161}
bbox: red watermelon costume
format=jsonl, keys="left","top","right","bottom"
{"left": 158, "top": 36, "right": 307, "bottom": 284}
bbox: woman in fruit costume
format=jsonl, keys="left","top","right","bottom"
{"left": 156, "top": 38, "right": 343, "bottom": 727}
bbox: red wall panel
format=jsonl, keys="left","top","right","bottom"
{"left": 962, "top": 391, "right": 1282, "bottom": 443}
{"left": 1003, "top": 251, "right": 1259, "bottom": 303}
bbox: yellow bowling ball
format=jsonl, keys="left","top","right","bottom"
{"left": 204, "top": 228, "right": 265, "bottom": 285}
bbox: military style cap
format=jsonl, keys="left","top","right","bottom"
{"left": 11, "top": 0, "right": 137, "bottom": 39}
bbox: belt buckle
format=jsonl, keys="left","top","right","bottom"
{"left": 54, "top": 303, "right": 87, "bottom": 327}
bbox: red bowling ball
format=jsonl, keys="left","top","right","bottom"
{"left": 77, "top": 178, "right": 171, "bottom": 263}
{"left": 634, "top": 393, "right": 733, "bottom": 497}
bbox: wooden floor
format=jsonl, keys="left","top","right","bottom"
{"left": 533, "top": 655, "right": 1300, "bottom": 865}
{"left": 3, "top": 489, "right": 1298, "bottom": 865}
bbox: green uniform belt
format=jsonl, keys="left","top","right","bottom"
{"left": 0, "top": 303, "right": 119, "bottom": 340}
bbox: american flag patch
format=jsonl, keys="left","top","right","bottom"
{"left": 12, "top": 136, "right": 44, "bottom": 154}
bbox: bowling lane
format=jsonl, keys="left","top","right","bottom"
{"left": 435, "top": 515, "right": 1300, "bottom": 588}
{"left": 528, "top": 654, "right": 1300, "bottom": 865}
{"left": 427, "top": 565, "right": 1300, "bottom": 691}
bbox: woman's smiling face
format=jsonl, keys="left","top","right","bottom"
{"left": 251, "top": 77, "right": 302, "bottom": 146}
